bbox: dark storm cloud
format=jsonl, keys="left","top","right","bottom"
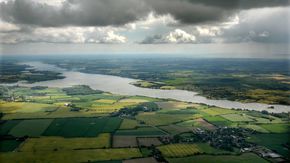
{"left": 0, "top": 0, "right": 289, "bottom": 27}
{"left": 147, "top": 0, "right": 289, "bottom": 24}
{"left": 0, "top": 0, "right": 149, "bottom": 26}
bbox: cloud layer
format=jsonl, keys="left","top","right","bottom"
{"left": 141, "top": 29, "right": 196, "bottom": 44}
{"left": 0, "top": 0, "right": 289, "bottom": 45}
{"left": 0, "top": 0, "right": 288, "bottom": 27}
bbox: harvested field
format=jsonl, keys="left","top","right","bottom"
{"left": 137, "top": 137, "right": 162, "bottom": 147}
{"left": 113, "top": 136, "right": 137, "bottom": 147}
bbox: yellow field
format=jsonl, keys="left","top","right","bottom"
{"left": 201, "top": 107, "right": 238, "bottom": 116}
{"left": 156, "top": 101, "right": 199, "bottom": 110}
{"left": 20, "top": 133, "right": 111, "bottom": 152}
{"left": 95, "top": 99, "right": 117, "bottom": 104}
{"left": 158, "top": 144, "right": 200, "bottom": 157}
{"left": 90, "top": 102, "right": 137, "bottom": 113}
{"left": 119, "top": 119, "right": 139, "bottom": 129}
{"left": 0, "top": 101, "right": 56, "bottom": 113}
{"left": 119, "top": 98, "right": 148, "bottom": 103}
{"left": 136, "top": 112, "right": 194, "bottom": 126}
{"left": 0, "top": 148, "right": 142, "bottom": 162}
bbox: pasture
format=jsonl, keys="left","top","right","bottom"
{"left": 159, "top": 125, "right": 191, "bottom": 135}
{"left": 201, "top": 107, "right": 238, "bottom": 116}
{"left": 0, "top": 148, "right": 142, "bottom": 162}
{"left": 157, "top": 144, "right": 200, "bottom": 157}
{"left": 115, "top": 127, "right": 166, "bottom": 136}
{"left": 8, "top": 119, "right": 53, "bottom": 137}
{"left": 202, "top": 116, "right": 232, "bottom": 127}
{"left": 220, "top": 114, "right": 254, "bottom": 122}
{"left": 167, "top": 153, "right": 268, "bottom": 163}
{"left": 20, "top": 133, "right": 110, "bottom": 151}
{"left": 0, "top": 101, "right": 56, "bottom": 113}
{"left": 136, "top": 112, "right": 194, "bottom": 126}
{"left": 0, "top": 120, "right": 21, "bottom": 136}
{"left": 177, "top": 118, "right": 216, "bottom": 130}
{"left": 247, "top": 133, "right": 290, "bottom": 158}
{"left": 259, "top": 123, "right": 290, "bottom": 133}
{"left": 0, "top": 140, "right": 22, "bottom": 152}
{"left": 158, "top": 143, "right": 231, "bottom": 158}
{"left": 119, "top": 119, "right": 139, "bottom": 129}
{"left": 239, "top": 124, "right": 269, "bottom": 133}
{"left": 43, "top": 117, "right": 121, "bottom": 137}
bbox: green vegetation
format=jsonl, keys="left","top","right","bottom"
{"left": 220, "top": 114, "right": 254, "bottom": 122}
{"left": 9, "top": 119, "right": 53, "bottom": 137}
{"left": 136, "top": 112, "right": 195, "bottom": 126}
{"left": 62, "top": 85, "right": 102, "bottom": 95}
{"left": 167, "top": 153, "right": 268, "bottom": 163}
{"left": 258, "top": 123, "right": 290, "bottom": 133}
{"left": 115, "top": 127, "right": 166, "bottom": 136}
{"left": 43, "top": 117, "right": 121, "bottom": 137}
{"left": 0, "top": 148, "right": 142, "bottom": 162}
{"left": 48, "top": 58, "right": 290, "bottom": 105}
{"left": 0, "top": 140, "right": 22, "bottom": 152}
{"left": 247, "top": 133, "right": 290, "bottom": 158}
{"left": 0, "top": 85, "right": 289, "bottom": 162}
{"left": 20, "top": 133, "right": 111, "bottom": 151}
{"left": 157, "top": 143, "right": 230, "bottom": 158}
{"left": 0, "top": 62, "right": 64, "bottom": 83}
{"left": 0, "top": 120, "right": 21, "bottom": 136}
{"left": 119, "top": 119, "right": 139, "bottom": 129}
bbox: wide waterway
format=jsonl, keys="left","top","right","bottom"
{"left": 5, "top": 62, "right": 290, "bottom": 113}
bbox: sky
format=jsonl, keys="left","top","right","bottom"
{"left": 0, "top": 0, "right": 289, "bottom": 58}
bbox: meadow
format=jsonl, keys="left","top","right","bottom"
{"left": 167, "top": 153, "right": 268, "bottom": 163}
{"left": 20, "top": 133, "right": 111, "bottom": 151}
{"left": 0, "top": 85, "right": 289, "bottom": 162}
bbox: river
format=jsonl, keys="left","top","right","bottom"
{"left": 5, "top": 62, "right": 290, "bottom": 113}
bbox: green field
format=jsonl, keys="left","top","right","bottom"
{"left": 136, "top": 112, "right": 195, "bottom": 126}
{"left": 8, "top": 119, "right": 53, "bottom": 137}
{"left": 0, "top": 140, "right": 23, "bottom": 152}
{"left": 221, "top": 114, "right": 254, "bottom": 122}
{"left": 158, "top": 143, "right": 232, "bottom": 158}
{"left": 0, "top": 101, "right": 56, "bottom": 113}
{"left": 247, "top": 133, "right": 290, "bottom": 158}
{"left": 200, "top": 107, "right": 238, "bottom": 116}
{"left": 1, "top": 84, "right": 289, "bottom": 162}
{"left": 203, "top": 116, "right": 233, "bottom": 127}
{"left": 119, "top": 119, "right": 139, "bottom": 129}
{"left": 0, "top": 120, "right": 21, "bottom": 136}
{"left": 167, "top": 153, "right": 268, "bottom": 163}
{"left": 239, "top": 124, "right": 269, "bottom": 133}
{"left": 258, "top": 123, "right": 290, "bottom": 133}
{"left": 0, "top": 148, "right": 142, "bottom": 162}
{"left": 20, "top": 133, "right": 111, "bottom": 151}
{"left": 115, "top": 127, "right": 166, "bottom": 136}
{"left": 43, "top": 117, "right": 121, "bottom": 137}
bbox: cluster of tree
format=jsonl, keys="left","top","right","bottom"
{"left": 110, "top": 102, "right": 159, "bottom": 117}
{"left": 62, "top": 85, "right": 102, "bottom": 95}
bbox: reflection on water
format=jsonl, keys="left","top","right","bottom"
{"left": 6, "top": 62, "right": 290, "bottom": 113}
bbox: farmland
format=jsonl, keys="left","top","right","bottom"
{"left": 9, "top": 119, "right": 53, "bottom": 137}
{"left": 167, "top": 153, "right": 268, "bottom": 163}
{"left": 20, "top": 133, "right": 110, "bottom": 151}
{"left": 0, "top": 148, "right": 142, "bottom": 162}
{"left": 157, "top": 143, "right": 230, "bottom": 158}
{"left": 0, "top": 85, "right": 289, "bottom": 162}
{"left": 113, "top": 136, "right": 138, "bottom": 147}
{"left": 43, "top": 117, "right": 121, "bottom": 137}
{"left": 48, "top": 58, "right": 290, "bottom": 105}
{"left": 115, "top": 127, "right": 166, "bottom": 136}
